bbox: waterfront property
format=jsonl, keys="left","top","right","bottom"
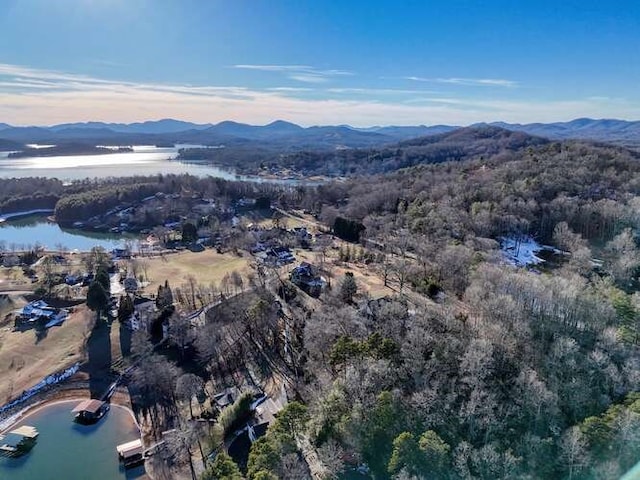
{"left": 290, "top": 262, "right": 325, "bottom": 296}
{"left": 0, "top": 426, "right": 39, "bottom": 457}
{"left": 0, "top": 401, "right": 144, "bottom": 480}
{"left": 0, "top": 145, "right": 313, "bottom": 184}
{"left": 0, "top": 214, "right": 135, "bottom": 252}
{"left": 116, "top": 438, "right": 144, "bottom": 468}
{"left": 17, "top": 300, "right": 69, "bottom": 328}
{"left": 72, "top": 399, "right": 110, "bottom": 424}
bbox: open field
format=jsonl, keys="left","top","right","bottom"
{"left": 0, "top": 266, "right": 30, "bottom": 291}
{"left": 141, "top": 249, "right": 251, "bottom": 293}
{"left": 294, "top": 248, "right": 393, "bottom": 299}
{"left": 0, "top": 300, "right": 91, "bottom": 403}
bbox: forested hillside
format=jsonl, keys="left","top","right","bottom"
{"left": 3, "top": 132, "right": 640, "bottom": 479}
{"left": 274, "top": 137, "right": 640, "bottom": 479}
{"left": 179, "top": 126, "right": 550, "bottom": 176}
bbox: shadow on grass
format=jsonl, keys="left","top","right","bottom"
{"left": 119, "top": 320, "right": 132, "bottom": 358}
{"left": 84, "top": 317, "right": 112, "bottom": 398}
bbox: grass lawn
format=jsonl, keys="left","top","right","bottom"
{"left": 0, "top": 267, "right": 30, "bottom": 291}
{"left": 0, "top": 300, "right": 91, "bottom": 403}
{"left": 141, "top": 249, "right": 251, "bottom": 293}
{"left": 294, "top": 248, "right": 393, "bottom": 299}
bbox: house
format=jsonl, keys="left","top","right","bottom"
{"left": 44, "top": 309, "right": 69, "bottom": 328}
{"left": 291, "top": 227, "right": 312, "bottom": 241}
{"left": 18, "top": 300, "right": 69, "bottom": 328}
{"left": 256, "top": 247, "right": 296, "bottom": 267}
{"left": 127, "top": 300, "right": 162, "bottom": 336}
{"left": 123, "top": 277, "right": 139, "bottom": 293}
{"left": 250, "top": 242, "right": 266, "bottom": 254}
{"left": 290, "top": 262, "right": 324, "bottom": 297}
{"left": 111, "top": 247, "right": 132, "bottom": 259}
{"left": 65, "top": 274, "right": 81, "bottom": 285}
{"left": 270, "top": 246, "right": 295, "bottom": 265}
{"left": 2, "top": 254, "right": 20, "bottom": 267}
{"left": 20, "top": 300, "right": 56, "bottom": 323}
{"left": 257, "top": 246, "right": 295, "bottom": 267}
{"left": 213, "top": 387, "right": 240, "bottom": 409}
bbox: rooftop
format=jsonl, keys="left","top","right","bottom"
{"left": 8, "top": 425, "right": 39, "bottom": 439}
{"left": 116, "top": 439, "right": 143, "bottom": 458}
{"left": 72, "top": 399, "right": 106, "bottom": 414}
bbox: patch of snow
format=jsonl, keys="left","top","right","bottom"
{"left": 500, "top": 236, "right": 562, "bottom": 267}
{"left": 110, "top": 273, "right": 124, "bottom": 295}
{"left": 0, "top": 363, "right": 80, "bottom": 422}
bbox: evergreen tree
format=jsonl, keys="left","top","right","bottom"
{"left": 339, "top": 272, "right": 357, "bottom": 303}
{"left": 200, "top": 452, "right": 243, "bottom": 480}
{"left": 118, "top": 294, "right": 134, "bottom": 321}
{"left": 87, "top": 280, "right": 109, "bottom": 320}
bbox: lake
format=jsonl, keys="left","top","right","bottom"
{"left": 0, "top": 215, "right": 135, "bottom": 252}
{"left": 0, "top": 145, "right": 311, "bottom": 185}
{"left": 0, "top": 400, "right": 145, "bottom": 480}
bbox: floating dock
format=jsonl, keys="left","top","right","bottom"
{"left": 0, "top": 425, "right": 39, "bottom": 457}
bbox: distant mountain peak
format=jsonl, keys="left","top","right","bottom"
{"left": 0, "top": 117, "right": 638, "bottom": 148}
{"left": 265, "top": 119, "right": 301, "bottom": 128}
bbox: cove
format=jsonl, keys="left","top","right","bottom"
{"left": 0, "top": 400, "right": 145, "bottom": 480}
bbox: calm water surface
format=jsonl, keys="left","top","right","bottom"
{"left": 0, "top": 401, "right": 145, "bottom": 480}
{"left": 0, "top": 215, "right": 136, "bottom": 251}
{"left": 0, "top": 145, "right": 309, "bottom": 185}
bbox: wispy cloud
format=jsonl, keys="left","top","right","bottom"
{"left": 0, "top": 62, "right": 637, "bottom": 127}
{"left": 267, "top": 87, "right": 314, "bottom": 92}
{"left": 405, "top": 76, "right": 518, "bottom": 88}
{"left": 233, "top": 64, "right": 353, "bottom": 83}
{"left": 91, "top": 59, "right": 128, "bottom": 68}
{"left": 327, "top": 87, "right": 440, "bottom": 96}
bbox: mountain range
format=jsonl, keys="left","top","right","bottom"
{"left": 0, "top": 117, "right": 639, "bottom": 150}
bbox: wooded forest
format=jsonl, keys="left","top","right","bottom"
{"left": 3, "top": 126, "right": 640, "bottom": 479}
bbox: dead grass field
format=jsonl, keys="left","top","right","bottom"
{"left": 0, "top": 266, "right": 30, "bottom": 291}
{"left": 142, "top": 249, "right": 251, "bottom": 293}
{"left": 294, "top": 248, "right": 393, "bottom": 299}
{"left": 0, "top": 301, "right": 91, "bottom": 403}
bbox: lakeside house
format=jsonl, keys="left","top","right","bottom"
{"left": 1, "top": 254, "right": 20, "bottom": 268}
{"left": 111, "top": 247, "right": 132, "bottom": 259}
{"left": 290, "top": 262, "right": 324, "bottom": 296}
{"left": 252, "top": 243, "right": 296, "bottom": 267}
{"left": 267, "top": 246, "right": 295, "bottom": 266}
{"left": 127, "top": 299, "right": 165, "bottom": 339}
{"left": 18, "top": 300, "right": 68, "bottom": 327}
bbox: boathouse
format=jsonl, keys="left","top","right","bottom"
{"left": 116, "top": 439, "right": 144, "bottom": 468}
{"left": 0, "top": 425, "right": 39, "bottom": 457}
{"left": 72, "top": 399, "right": 109, "bottom": 424}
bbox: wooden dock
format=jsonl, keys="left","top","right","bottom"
{"left": 0, "top": 425, "right": 39, "bottom": 457}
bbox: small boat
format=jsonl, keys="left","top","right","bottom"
{"left": 72, "top": 399, "right": 110, "bottom": 424}
{"left": 0, "top": 425, "right": 39, "bottom": 457}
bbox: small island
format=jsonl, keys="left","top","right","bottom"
{"left": 8, "top": 144, "right": 133, "bottom": 158}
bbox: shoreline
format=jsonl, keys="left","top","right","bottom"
{"left": 0, "top": 208, "right": 55, "bottom": 223}
{"left": 0, "top": 385, "right": 134, "bottom": 435}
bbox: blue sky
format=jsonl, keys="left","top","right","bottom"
{"left": 0, "top": 0, "right": 639, "bottom": 126}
